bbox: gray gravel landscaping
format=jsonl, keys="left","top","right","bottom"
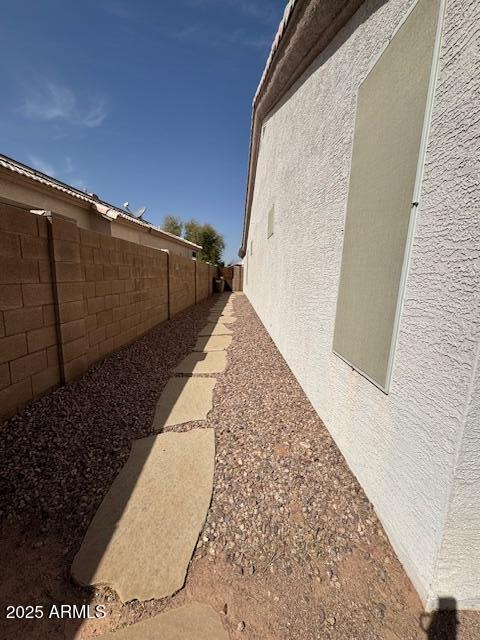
{"left": 0, "top": 297, "right": 213, "bottom": 540}
{"left": 165, "top": 295, "right": 480, "bottom": 640}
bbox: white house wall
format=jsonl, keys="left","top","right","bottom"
{"left": 433, "top": 345, "right": 480, "bottom": 609}
{"left": 244, "top": 0, "right": 480, "bottom": 606}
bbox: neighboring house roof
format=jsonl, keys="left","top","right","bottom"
{"left": 239, "top": 0, "right": 365, "bottom": 257}
{"left": 0, "top": 153, "right": 202, "bottom": 251}
{"left": 0, "top": 153, "right": 93, "bottom": 204}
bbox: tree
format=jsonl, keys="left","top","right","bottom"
{"left": 162, "top": 215, "right": 183, "bottom": 237}
{"left": 184, "top": 218, "right": 225, "bottom": 265}
{"left": 184, "top": 219, "right": 203, "bottom": 246}
{"left": 199, "top": 223, "right": 225, "bottom": 265}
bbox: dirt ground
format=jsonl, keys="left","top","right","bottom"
{"left": 0, "top": 293, "right": 479, "bottom": 639}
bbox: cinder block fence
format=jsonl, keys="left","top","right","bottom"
{"left": 0, "top": 204, "right": 217, "bottom": 420}
{"left": 220, "top": 266, "right": 243, "bottom": 292}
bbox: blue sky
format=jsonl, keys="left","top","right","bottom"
{"left": 0, "top": 0, "right": 286, "bottom": 262}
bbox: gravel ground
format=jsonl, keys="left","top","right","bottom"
{"left": 168, "top": 294, "right": 480, "bottom": 640}
{"left": 1, "top": 292, "right": 479, "bottom": 640}
{"left": 0, "top": 298, "right": 212, "bottom": 540}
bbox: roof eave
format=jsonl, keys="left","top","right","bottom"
{"left": 112, "top": 211, "right": 202, "bottom": 250}
{"left": 0, "top": 153, "right": 201, "bottom": 250}
{"left": 239, "top": 0, "right": 366, "bottom": 257}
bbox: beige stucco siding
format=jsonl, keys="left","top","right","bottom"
{"left": 110, "top": 222, "right": 193, "bottom": 258}
{"left": 0, "top": 173, "right": 195, "bottom": 257}
{"left": 0, "top": 173, "right": 100, "bottom": 231}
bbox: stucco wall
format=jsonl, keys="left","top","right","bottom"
{"left": 111, "top": 221, "right": 195, "bottom": 258}
{"left": 434, "top": 347, "right": 480, "bottom": 608}
{"left": 0, "top": 173, "right": 101, "bottom": 232}
{"left": 0, "top": 173, "right": 196, "bottom": 258}
{"left": 244, "top": 0, "right": 479, "bottom": 607}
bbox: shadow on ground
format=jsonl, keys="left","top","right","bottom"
{"left": 0, "top": 294, "right": 230, "bottom": 639}
{"left": 421, "top": 597, "right": 458, "bottom": 640}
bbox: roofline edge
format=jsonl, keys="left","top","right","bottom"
{"left": 239, "top": 0, "right": 366, "bottom": 258}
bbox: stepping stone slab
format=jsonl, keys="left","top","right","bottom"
{"left": 173, "top": 351, "right": 227, "bottom": 375}
{"left": 199, "top": 322, "right": 232, "bottom": 336}
{"left": 209, "top": 311, "right": 235, "bottom": 317}
{"left": 209, "top": 307, "right": 235, "bottom": 314}
{"left": 95, "top": 602, "right": 228, "bottom": 639}
{"left": 211, "top": 302, "right": 233, "bottom": 309}
{"left": 207, "top": 314, "right": 235, "bottom": 324}
{"left": 71, "top": 429, "right": 215, "bottom": 602}
{"left": 194, "top": 335, "right": 232, "bottom": 352}
{"left": 210, "top": 309, "right": 232, "bottom": 316}
{"left": 152, "top": 377, "right": 217, "bottom": 430}
{"left": 209, "top": 305, "right": 235, "bottom": 313}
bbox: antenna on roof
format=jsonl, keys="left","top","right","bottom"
{"left": 123, "top": 202, "right": 147, "bottom": 219}
{"left": 132, "top": 206, "right": 147, "bottom": 219}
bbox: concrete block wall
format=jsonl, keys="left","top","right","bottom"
{"left": 208, "top": 264, "right": 217, "bottom": 296}
{"left": 0, "top": 205, "right": 214, "bottom": 420}
{"left": 78, "top": 226, "right": 169, "bottom": 369}
{"left": 49, "top": 215, "right": 88, "bottom": 383}
{"left": 220, "top": 266, "right": 243, "bottom": 292}
{"left": 169, "top": 254, "right": 195, "bottom": 317}
{"left": 195, "top": 261, "right": 210, "bottom": 303}
{"left": 232, "top": 266, "right": 243, "bottom": 292}
{"left": 0, "top": 204, "right": 60, "bottom": 418}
